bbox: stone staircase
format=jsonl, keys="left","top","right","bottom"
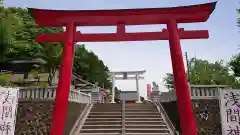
{"left": 78, "top": 102, "right": 172, "bottom": 135}
{"left": 79, "top": 103, "right": 122, "bottom": 135}
{"left": 124, "top": 103, "right": 171, "bottom": 135}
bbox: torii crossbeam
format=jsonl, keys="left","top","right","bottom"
{"left": 29, "top": 2, "right": 217, "bottom": 135}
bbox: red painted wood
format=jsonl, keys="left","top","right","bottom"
{"left": 36, "top": 29, "right": 209, "bottom": 42}
{"left": 50, "top": 23, "right": 76, "bottom": 135}
{"left": 29, "top": 2, "right": 216, "bottom": 26}
{"left": 167, "top": 20, "right": 197, "bottom": 135}
{"left": 28, "top": 2, "right": 217, "bottom": 135}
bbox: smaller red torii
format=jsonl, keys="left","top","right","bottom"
{"left": 29, "top": 2, "right": 217, "bottom": 135}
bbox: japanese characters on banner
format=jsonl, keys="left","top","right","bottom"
{"left": 0, "top": 87, "right": 19, "bottom": 135}
{"left": 220, "top": 89, "right": 240, "bottom": 135}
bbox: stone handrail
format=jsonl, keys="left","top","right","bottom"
{"left": 121, "top": 100, "right": 126, "bottom": 135}
{"left": 18, "top": 86, "right": 91, "bottom": 103}
{"left": 154, "top": 101, "right": 178, "bottom": 135}
{"left": 155, "top": 85, "right": 231, "bottom": 102}
{"left": 190, "top": 85, "right": 231, "bottom": 100}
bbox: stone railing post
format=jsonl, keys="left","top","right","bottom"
{"left": 19, "top": 86, "right": 91, "bottom": 103}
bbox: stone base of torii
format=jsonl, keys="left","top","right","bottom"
{"left": 108, "top": 70, "right": 146, "bottom": 103}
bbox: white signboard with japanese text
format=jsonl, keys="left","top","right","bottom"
{"left": 220, "top": 89, "right": 240, "bottom": 135}
{"left": 0, "top": 87, "right": 19, "bottom": 135}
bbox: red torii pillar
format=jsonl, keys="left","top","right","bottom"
{"left": 29, "top": 2, "right": 216, "bottom": 135}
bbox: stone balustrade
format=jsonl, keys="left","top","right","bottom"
{"left": 19, "top": 86, "right": 91, "bottom": 103}
{"left": 154, "top": 85, "right": 231, "bottom": 102}
{"left": 156, "top": 85, "right": 231, "bottom": 135}
{"left": 190, "top": 85, "right": 231, "bottom": 100}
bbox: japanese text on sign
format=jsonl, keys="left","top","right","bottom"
{"left": 220, "top": 90, "right": 240, "bottom": 135}
{"left": 0, "top": 87, "right": 19, "bottom": 135}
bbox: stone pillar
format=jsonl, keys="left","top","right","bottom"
{"left": 136, "top": 75, "right": 141, "bottom": 103}
{"left": 111, "top": 75, "right": 116, "bottom": 103}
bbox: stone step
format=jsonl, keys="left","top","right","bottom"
{"left": 125, "top": 124, "right": 167, "bottom": 128}
{"left": 125, "top": 133, "right": 170, "bottom": 135}
{"left": 85, "top": 118, "right": 122, "bottom": 122}
{"left": 91, "top": 107, "right": 121, "bottom": 110}
{"left": 84, "top": 121, "right": 122, "bottom": 125}
{"left": 125, "top": 128, "right": 170, "bottom": 133}
{"left": 80, "top": 133, "right": 121, "bottom": 135}
{"left": 90, "top": 109, "right": 121, "bottom": 112}
{"left": 92, "top": 106, "right": 122, "bottom": 109}
{"left": 125, "top": 103, "right": 153, "bottom": 105}
{"left": 125, "top": 115, "right": 160, "bottom": 118}
{"left": 92, "top": 106, "right": 121, "bottom": 109}
{"left": 80, "top": 128, "right": 121, "bottom": 133}
{"left": 125, "top": 121, "right": 166, "bottom": 125}
{"left": 82, "top": 125, "right": 121, "bottom": 129}
{"left": 89, "top": 109, "right": 122, "bottom": 113}
{"left": 90, "top": 112, "right": 121, "bottom": 114}
{"left": 94, "top": 103, "right": 122, "bottom": 106}
{"left": 80, "top": 103, "right": 170, "bottom": 135}
{"left": 125, "top": 105, "right": 154, "bottom": 107}
{"left": 125, "top": 107, "right": 155, "bottom": 109}
{"left": 125, "top": 112, "right": 159, "bottom": 115}
{"left": 88, "top": 114, "right": 122, "bottom": 116}
{"left": 125, "top": 118, "right": 163, "bottom": 121}
{"left": 125, "top": 108, "right": 156, "bottom": 110}
{"left": 88, "top": 115, "right": 122, "bottom": 118}
{"left": 125, "top": 109, "right": 157, "bottom": 113}
{"left": 125, "top": 104, "right": 154, "bottom": 107}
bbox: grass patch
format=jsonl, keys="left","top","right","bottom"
{"left": 0, "top": 74, "right": 11, "bottom": 86}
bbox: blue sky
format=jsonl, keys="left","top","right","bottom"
{"left": 4, "top": 0, "right": 240, "bottom": 98}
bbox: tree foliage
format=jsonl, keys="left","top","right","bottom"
{"left": 163, "top": 73, "right": 174, "bottom": 90}
{"left": 0, "top": 7, "right": 23, "bottom": 63}
{"left": 163, "top": 58, "right": 238, "bottom": 90}
{"left": 0, "top": 7, "right": 64, "bottom": 85}
{"left": 231, "top": 6, "right": 240, "bottom": 77}
{"left": 0, "top": 6, "right": 112, "bottom": 88}
{"left": 73, "top": 45, "right": 111, "bottom": 88}
{"left": 0, "top": 0, "right": 2, "bottom": 7}
{"left": 229, "top": 54, "right": 240, "bottom": 77}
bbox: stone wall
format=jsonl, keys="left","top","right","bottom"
{"left": 162, "top": 99, "right": 221, "bottom": 135}
{"left": 192, "top": 99, "right": 221, "bottom": 135}
{"left": 15, "top": 101, "right": 86, "bottom": 135}
{"left": 161, "top": 101, "right": 181, "bottom": 133}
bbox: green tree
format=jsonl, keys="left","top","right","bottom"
{"left": 163, "top": 73, "right": 174, "bottom": 90}
{"left": 229, "top": 54, "right": 240, "bottom": 77}
{"left": 3, "top": 7, "right": 64, "bottom": 85}
{"left": 73, "top": 45, "right": 111, "bottom": 88}
{"left": 0, "top": 0, "right": 3, "bottom": 7}
{"left": 1, "top": 6, "right": 112, "bottom": 87}
{"left": 36, "top": 44, "right": 62, "bottom": 85}
{"left": 0, "top": 7, "right": 23, "bottom": 64}
{"left": 163, "top": 58, "right": 238, "bottom": 90}
{"left": 231, "top": 6, "right": 240, "bottom": 77}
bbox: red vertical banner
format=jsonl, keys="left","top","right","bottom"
{"left": 100, "top": 88, "right": 106, "bottom": 103}
{"left": 147, "top": 84, "right": 152, "bottom": 100}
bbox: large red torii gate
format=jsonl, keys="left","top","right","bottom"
{"left": 29, "top": 2, "right": 217, "bottom": 135}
